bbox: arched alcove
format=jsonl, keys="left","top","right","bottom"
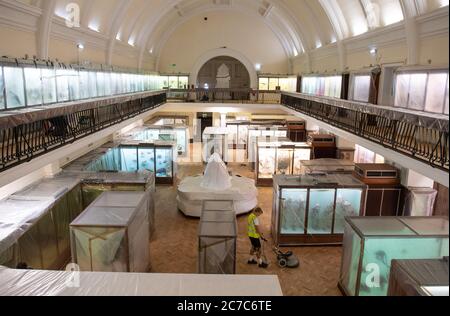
{"left": 197, "top": 56, "right": 251, "bottom": 89}
{"left": 190, "top": 48, "right": 258, "bottom": 89}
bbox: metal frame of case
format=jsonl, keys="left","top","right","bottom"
{"left": 198, "top": 201, "right": 237, "bottom": 275}
{"left": 272, "top": 174, "right": 367, "bottom": 246}
{"left": 255, "top": 139, "right": 312, "bottom": 186}
{"left": 338, "top": 216, "right": 449, "bottom": 297}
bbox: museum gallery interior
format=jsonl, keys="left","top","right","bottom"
{"left": 0, "top": 0, "right": 448, "bottom": 297}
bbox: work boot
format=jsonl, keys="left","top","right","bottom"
{"left": 247, "top": 259, "right": 258, "bottom": 265}
{"left": 259, "top": 262, "right": 269, "bottom": 268}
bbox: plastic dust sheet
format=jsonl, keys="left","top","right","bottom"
{"left": 198, "top": 201, "right": 237, "bottom": 275}
{"left": 70, "top": 191, "right": 151, "bottom": 273}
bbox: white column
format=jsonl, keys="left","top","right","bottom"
{"left": 337, "top": 41, "right": 347, "bottom": 71}
{"left": 404, "top": 17, "right": 420, "bottom": 65}
{"left": 37, "top": 0, "right": 56, "bottom": 59}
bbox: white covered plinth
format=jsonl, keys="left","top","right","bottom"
{"left": 178, "top": 154, "right": 257, "bottom": 217}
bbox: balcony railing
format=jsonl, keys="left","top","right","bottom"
{"left": 0, "top": 91, "right": 167, "bottom": 172}
{"left": 281, "top": 92, "right": 449, "bottom": 171}
{"left": 167, "top": 88, "right": 281, "bottom": 104}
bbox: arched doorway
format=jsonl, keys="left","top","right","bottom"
{"left": 197, "top": 56, "right": 251, "bottom": 89}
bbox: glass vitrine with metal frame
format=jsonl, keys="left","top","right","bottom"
{"left": 272, "top": 174, "right": 367, "bottom": 246}
{"left": 256, "top": 138, "right": 312, "bottom": 186}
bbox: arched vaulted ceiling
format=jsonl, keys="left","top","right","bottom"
{"left": 18, "top": 0, "right": 450, "bottom": 65}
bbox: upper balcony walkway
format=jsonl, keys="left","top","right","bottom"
{"left": 0, "top": 88, "right": 448, "bottom": 181}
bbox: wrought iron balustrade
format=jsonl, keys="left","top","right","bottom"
{"left": 167, "top": 88, "right": 281, "bottom": 104}
{"left": 281, "top": 92, "right": 449, "bottom": 171}
{"left": 0, "top": 91, "right": 167, "bottom": 172}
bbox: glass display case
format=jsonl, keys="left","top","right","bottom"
{"left": 79, "top": 172, "right": 155, "bottom": 235}
{"left": 0, "top": 178, "right": 83, "bottom": 270}
{"left": 24, "top": 68, "right": 43, "bottom": 106}
{"left": 86, "top": 143, "right": 175, "bottom": 185}
{"left": 256, "top": 138, "right": 312, "bottom": 186}
{"left": 226, "top": 120, "right": 287, "bottom": 150}
{"left": 70, "top": 191, "right": 151, "bottom": 272}
{"left": 247, "top": 127, "right": 288, "bottom": 164}
{"left": 271, "top": 174, "right": 367, "bottom": 246}
{"left": 0, "top": 62, "right": 162, "bottom": 111}
{"left": 134, "top": 125, "right": 189, "bottom": 156}
{"left": 388, "top": 258, "right": 449, "bottom": 296}
{"left": 300, "top": 159, "right": 355, "bottom": 175}
{"left": 4, "top": 67, "right": 25, "bottom": 108}
{"left": 202, "top": 127, "right": 229, "bottom": 163}
{"left": 339, "top": 217, "right": 449, "bottom": 296}
{"left": 198, "top": 201, "right": 237, "bottom": 274}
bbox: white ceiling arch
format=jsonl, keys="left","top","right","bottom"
{"left": 11, "top": 0, "right": 447, "bottom": 67}
{"left": 136, "top": 0, "right": 307, "bottom": 69}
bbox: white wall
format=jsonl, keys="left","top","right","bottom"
{"left": 157, "top": 11, "right": 289, "bottom": 75}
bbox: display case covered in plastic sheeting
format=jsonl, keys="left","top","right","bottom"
{"left": 86, "top": 142, "right": 175, "bottom": 185}
{"left": 339, "top": 217, "right": 449, "bottom": 296}
{"left": 256, "top": 138, "right": 312, "bottom": 186}
{"left": 403, "top": 187, "right": 438, "bottom": 217}
{"left": 0, "top": 175, "right": 83, "bottom": 270}
{"left": 70, "top": 191, "right": 151, "bottom": 273}
{"left": 202, "top": 127, "right": 229, "bottom": 163}
{"left": 77, "top": 172, "right": 155, "bottom": 236}
{"left": 300, "top": 159, "right": 355, "bottom": 175}
{"left": 0, "top": 266, "right": 284, "bottom": 296}
{"left": 388, "top": 258, "right": 449, "bottom": 296}
{"left": 271, "top": 174, "right": 367, "bottom": 246}
{"left": 198, "top": 201, "right": 237, "bottom": 275}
